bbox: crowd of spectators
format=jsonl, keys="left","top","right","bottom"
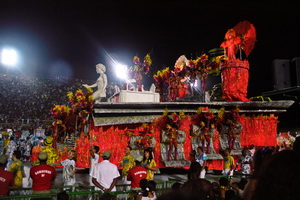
{"left": 0, "top": 72, "right": 94, "bottom": 126}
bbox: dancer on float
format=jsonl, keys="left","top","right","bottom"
{"left": 166, "top": 124, "right": 180, "bottom": 161}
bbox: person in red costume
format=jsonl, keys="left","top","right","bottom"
{"left": 220, "top": 21, "right": 256, "bottom": 102}
{"left": 30, "top": 152, "right": 56, "bottom": 194}
{"left": 0, "top": 155, "right": 14, "bottom": 196}
{"left": 127, "top": 155, "right": 147, "bottom": 191}
{"left": 220, "top": 29, "right": 249, "bottom": 101}
{"left": 220, "top": 29, "right": 241, "bottom": 60}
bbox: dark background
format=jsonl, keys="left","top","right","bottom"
{"left": 1, "top": 0, "right": 300, "bottom": 96}
{"left": 0, "top": 0, "right": 299, "bottom": 132}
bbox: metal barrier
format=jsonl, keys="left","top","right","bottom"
{"left": 0, "top": 175, "right": 250, "bottom": 200}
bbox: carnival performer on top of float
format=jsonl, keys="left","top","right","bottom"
{"left": 220, "top": 29, "right": 241, "bottom": 60}
{"left": 83, "top": 63, "right": 107, "bottom": 103}
{"left": 220, "top": 21, "right": 256, "bottom": 102}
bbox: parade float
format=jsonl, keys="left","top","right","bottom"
{"left": 31, "top": 21, "right": 294, "bottom": 171}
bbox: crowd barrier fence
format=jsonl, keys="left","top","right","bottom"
{"left": 0, "top": 174, "right": 250, "bottom": 200}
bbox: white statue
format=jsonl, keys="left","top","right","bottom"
{"left": 83, "top": 63, "right": 107, "bottom": 103}
{"left": 150, "top": 83, "right": 156, "bottom": 92}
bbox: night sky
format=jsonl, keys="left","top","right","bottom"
{"left": 1, "top": 0, "right": 300, "bottom": 97}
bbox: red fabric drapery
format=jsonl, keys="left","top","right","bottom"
{"left": 72, "top": 114, "right": 278, "bottom": 169}
{"left": 239, "top": 115, "right": 278, "bottom": 146}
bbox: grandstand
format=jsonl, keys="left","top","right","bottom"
{"left": 0, "top": 72, "right": 94, "bottom": 128}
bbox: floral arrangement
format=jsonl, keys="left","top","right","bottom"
{"left": 129, "top": 54, "right": 152, "bottom": 91}
{"left": 153, "top": 48, "right": 224, "bottom": 99}
{"left": 67, "top": 88, "right": 94, "bottom": 114}
{"left": 49, "top": 105, "right": 70, "bottom": 148}
{"left": 67, "top": 88, "right": 94, "bottom": 136}
{"left": 49, "top": 88, "right": 94, "bottom": 147}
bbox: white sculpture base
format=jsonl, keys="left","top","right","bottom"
{"left": 118, "top": 90, "right": 160, "bottom": 103}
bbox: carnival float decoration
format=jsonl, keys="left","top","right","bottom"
{"left": 128, "top": 54, "right": 152, "bottom": 91}
{"left": 153, "top": 49, "right": 223, "bottom": 102}
{"left": 28, "top": 20, "right": 294, "bottom": 170}
{"left": 220, "top": 21, "right": 256, "bottom": 101}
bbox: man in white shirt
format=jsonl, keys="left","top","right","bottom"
{"left": 89, "top": 146, "right": 100, "bottom": 186}
{"left": 91, "top": 151, "right": 120, "bottom": 192}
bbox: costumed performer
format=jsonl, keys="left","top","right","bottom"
{"left": 119, "top": 146, "right": 135, "bottom": 190}
{"left": 32, "top": 136, "right": 59, "bottom": 166}
{"left": 141, "top": 148, "right": 158, "bottom": 181}
{"left": 51, "top": 150, "right": 77, "bottom": 190}
{"left": 166, "top": 124, "right": 181, "bottom": 160}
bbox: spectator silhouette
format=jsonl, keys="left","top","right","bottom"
{"left": 253, "top": 150, "right": 300, "bottom": 200}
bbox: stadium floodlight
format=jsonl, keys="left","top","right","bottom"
{"left": 0, "top": 48, "right": 19, "bottom": 67}
{"left": 114, "top": 63, "right": 129, "bottom": 80}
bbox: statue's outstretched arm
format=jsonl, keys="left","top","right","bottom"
{"left": 83, "top": 83, "right": 97, "bottom": 88}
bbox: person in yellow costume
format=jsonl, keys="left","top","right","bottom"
{"left": 32, "top": 136, "right": 59, "bottom": 166}
{"left": 119, "top": 146, "right": 135, "bottom": 187}
{"left": 3, "top": 133, "right": 10, "bottom": 154}
{"left": 141, "top": 148, "right": 158, "bottom": 180}
{"left": 222, "top": 148, "right": 235, "bottom": 176}
{"left": 8, "top": 150, "right": 26, "bottom": 188}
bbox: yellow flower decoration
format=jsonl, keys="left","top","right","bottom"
{"left": 163, "top": 109, "right": 169, "bottom": 117}
{"left": 86, "top": 87, "right": 93, "bottom": 93}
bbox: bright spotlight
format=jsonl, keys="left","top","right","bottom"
{"left": 114, "top": 63, "right": 128, "bottom": 80}
{"left": 1, "top": 48, "right": 18, "bottom": 67}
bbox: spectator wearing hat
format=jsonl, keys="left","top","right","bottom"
{"left": 30, "top": 152, "right": 56, "bottom": 194}
{"left": 90, "top": 150, "right": 120, "bottom": 192}
{"left": 42, "top": 136, "right": 58, "bottom": 165}
{"left": 127, "top": 155, "right": 147, "bottom": 190}
{"left": 0, "top": 154, "right": 14, "bottom": 196}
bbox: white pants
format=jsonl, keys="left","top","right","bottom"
{"left": 122, "top": 176, "right": 131, "bottom": 191}
{"left": 223, "top": 169, "right": 233, "bottom": 176}
{"left": 200, "top": 169, "right": 206, "bottom": 178}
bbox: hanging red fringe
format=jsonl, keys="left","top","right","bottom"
{"left": 72, "top": 114, "right": 278, "bottom": 169}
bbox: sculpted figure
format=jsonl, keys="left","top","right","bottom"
{"left": 166, "top": 124, "right": 180, "bottom": 160}
{"left": 83, "top": 64, "right": 107, "bottom": 103}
